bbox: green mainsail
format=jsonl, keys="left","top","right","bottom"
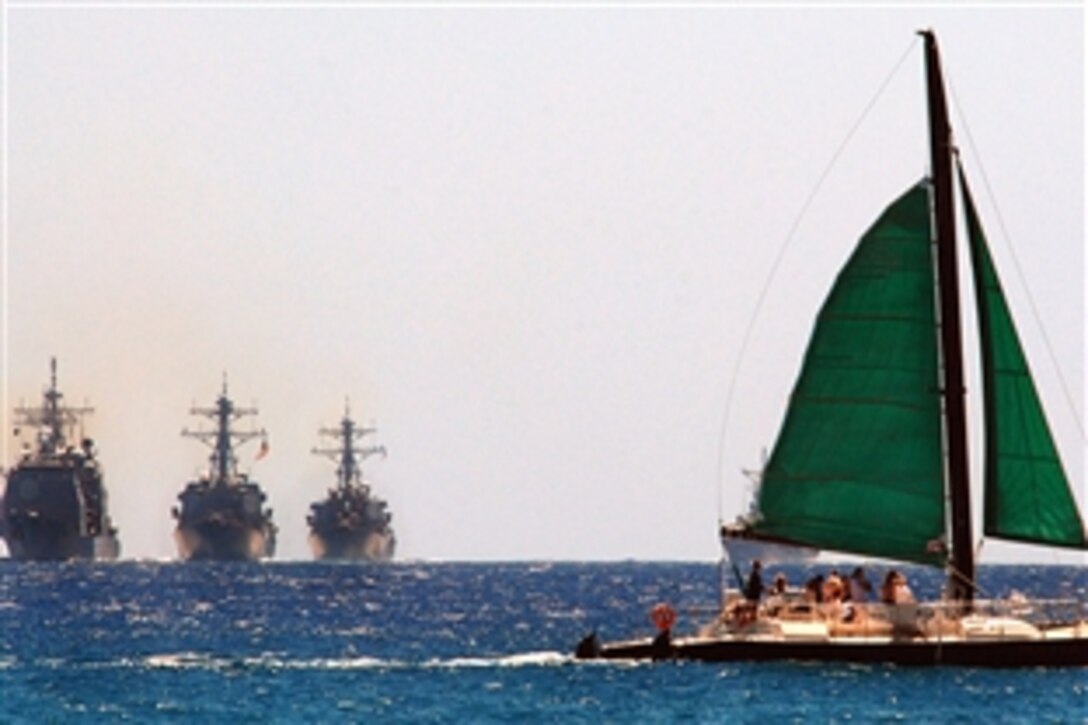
{"left": 960, "top": 166, "right": 1088, "bottom": 549}
{"left": 751, "top": 183, "right": 947, "bottom": 565}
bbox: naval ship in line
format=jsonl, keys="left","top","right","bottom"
{"left": 0, "top": 359, "right": 120, "bottom": 561}
{"left": 307, "top": 404, "right": 395, "bottom": 561}
{"left": 172, "top": 380, "right": 277, "bottom": 561}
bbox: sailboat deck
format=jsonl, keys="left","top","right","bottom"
{"left": 582, "top": 597, "right": 1088, "bottom": 666}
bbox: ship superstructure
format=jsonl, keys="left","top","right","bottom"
{"left": 307, "top": 404, "right": 394, "bottom": 561}
{"left": 1, "top": 359, "right": 120, "bottom": 560}
{"left": 172, "top": 379, "right": 276, "bottom": 561}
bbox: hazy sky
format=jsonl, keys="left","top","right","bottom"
{"left": 2, "top": 4, "right": 1084, "bottom": 563}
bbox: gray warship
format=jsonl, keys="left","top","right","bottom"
{"left": 172, "top": 380, "right": 276, "bottom": 561}
{"left": 307, "top": 405, "right": 395, "bottom": 561}
{"left": 1, "top": 359, "right": 120, "bottom": 561}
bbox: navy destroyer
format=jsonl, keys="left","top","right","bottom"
{"left": 172, "top": 380, "right": 276, "bottom": 561}
{"left": 1, "top": 359, "right": 120, "bottom": 561}
{"left": 307, "top": 404, "right": 395, "bottom": 561}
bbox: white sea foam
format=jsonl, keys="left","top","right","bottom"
{"left": 144, "top": 652, "right": 220, "bottom": 669}
{"left": 142, "top": 652, "right": 400, "bottom": 671}
{"left": 424, "top": 651, "right": 573, "bottom": 669}
{"left": 252, "top": 655, "right": 394, "bottom": 670}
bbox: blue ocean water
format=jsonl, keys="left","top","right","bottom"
{"left": 0, "top": 561, "right": 1084, "bottom": 722}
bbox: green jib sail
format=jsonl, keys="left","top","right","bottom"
{"left": 751, "top": 183, "right": 947, "bottom": 565}
{"left": 960, "top": 166, "right": 1088, "bottom": 549}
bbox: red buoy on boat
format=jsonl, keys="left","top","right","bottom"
{"left": 650, "top": 603, "right": 677, "bottom": 631}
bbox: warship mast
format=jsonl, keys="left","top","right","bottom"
{"left": 182, "top": 375, "right": 266, "bottom": 486}
{"left": 312, "top": 400, "right": 386, "bottom": 489}
{"left": 13, "top": 357, "right": 93, "bottom": 458}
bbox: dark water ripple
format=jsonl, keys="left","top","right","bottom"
{"left": 0, "top": 561, "right": 1084, "bottom": 722}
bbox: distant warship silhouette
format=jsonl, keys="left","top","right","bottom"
{"left": 1, "top": 358, "right": 120, "bottom": 561}
{"left": 307, "top": 404, "right": 394, "bottom": 561}
{"left": 172, "top": 379, "right": 276, "bottom": 561}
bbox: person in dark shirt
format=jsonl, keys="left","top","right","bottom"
{"left": 744, "top": 560, "right": 764, "bottom": 602}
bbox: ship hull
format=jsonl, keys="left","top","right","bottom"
{"left": 2, "top": 519, "right": 119, "bottom": 562}
{"left": 307, "top": 485, "right": 395, "bottom": 563}
{"left": 175, "top": 521, "right": 274, "bottom": 562}
{"left": 1, "top": 466, "right": 120, "bottom": 562}
{"left": 173, "top": 480, "right": 277, "bottom": 562}
{"left": 578, "top": 631, "right": 1088, "bottom": 667}
{"left": 308, "top": 528, "right": 395, "bottom": 562}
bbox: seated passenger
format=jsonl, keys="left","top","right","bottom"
{"left": 822, "top": 570, "right": 845, "bottom": 603}
{"left": 804, "top": 574, "right": 825, "bottom": 604}
{"left": 880, "top": 570, "right": 900, "bottom": 604}
{"left": 892, "top": 573, "right": 915, "bottom": 604}
{"left": 849, "top": 567, "right": 873, "bottom": 603}
{"left": 820, "top": 572, "right": 846, "bottom": 621}
{"left": 881, "top": 570, "right": 920, "bottom": 635}
{"left": 763, "top": 573, "right": 789, "bottom": 616}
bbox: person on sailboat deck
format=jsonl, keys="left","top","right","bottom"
{"left": 848, "top": 567, "right": 873, "bottom": 602}
{"left": 804, "top": 574, "right": 824, "bottom": 604}
{"left": 760, "top": 573, "right": 791, "bottom": 617}
{"left": 837, "top": 567, "right": 873, "bottom": 623}
{"left": 880, "top": 570, "right": 915, "bottom": 605}
{"left": 822, "top": 570, "right": 845, "bottom": 603}
{"left": 820, "top": 570, "right": 847, "bottom": 620}
{"left": 744, "top": 560, "right": 764, "bottom": 602}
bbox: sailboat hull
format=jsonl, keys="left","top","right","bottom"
{"left": 580, "top": 633, "right": 1088, "bottom": 667}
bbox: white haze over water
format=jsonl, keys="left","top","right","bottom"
{"left": 1, "top": 5, "right": 1084, "bottom": 563}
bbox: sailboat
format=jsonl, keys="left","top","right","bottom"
{"left": 576, "top": 31, "right": 1087, "bottom": 666}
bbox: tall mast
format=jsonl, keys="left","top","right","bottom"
{"left": 921, "top": 30, "right": 974, "bottom": 604}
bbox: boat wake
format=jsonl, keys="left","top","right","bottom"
{"left": 422, "top": 651, "right": 573, "bottom": 669}
{"left": 15, "top": 650, "right": 612, "bottom": 673}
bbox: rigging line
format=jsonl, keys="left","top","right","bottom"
{"left": 946, "top": 560, "right": 991, "bottom": 600}
{"left": 714, "top": 36, "right": 920, "bottom": 520}
{"left": 947, "top": 78, "right": 1087, "bottom": 445}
